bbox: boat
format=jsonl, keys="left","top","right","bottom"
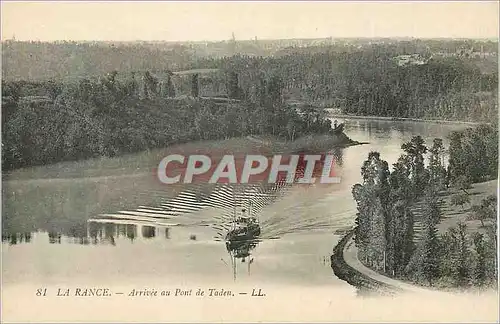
{"left": 221, "top": 187, "right": 263, "bottom": 280}
{"left": 225, "top": 214, "right": 261, "bottom": 241}
{"left": 225, "top": 208, "right": 261, "bottom": 261}
{"left": 226, "top": 209, "right": 260, "bottom": 241}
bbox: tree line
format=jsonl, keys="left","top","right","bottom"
{"left": 3, "top": 40, "right": 497, "bottom": 123}
{"left": 352, "top": 125, "right": 498, "bottom": 289}
{"left": 1, "top": 72, "right": 333, "bottom": 171}
{"left": 188, "top": 48, "right": 497, "bottom": 122}
{"left": 4, "top": 39, "right": 497, "bottom": 81}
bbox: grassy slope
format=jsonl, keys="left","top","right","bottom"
{"left": 412, "top": 180, "right": 498, "bottom": 239}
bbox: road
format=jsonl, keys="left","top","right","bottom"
{"left": 343, "top": 236, "right": 444, "bottom": 295}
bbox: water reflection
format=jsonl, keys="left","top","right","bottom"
{"left": 1, "top": 146, "right": 344, "bottom": 245}
{"left": 142, "top": 225, "right": 156, "bottom": 239}
{"left": 226, "top": 239, "right": 260, "bottom": 262}
{"left": 2, "top": 221, "right": 173, "bottom": 246}
{"left": 48, "top": 231, "right": 62, "bottom": 244}
{"left": 330, "top": 147, "right": 344, "bottom": 167}
{"left": 2, "top": 232, "right": 32, "bottom": 245}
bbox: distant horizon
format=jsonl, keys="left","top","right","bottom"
{"left": 2, "top": 2, "right": 499, "bottom": 42}
{"left": 2, "top": 36, "right": 499, "bottom": 44}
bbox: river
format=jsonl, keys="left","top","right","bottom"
{"left": 5, "top": 118, "right": 496, "bottom": 323}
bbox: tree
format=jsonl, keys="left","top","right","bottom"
{"left": 389, "top": 156, "right": 415, "bottom": 275}
{"left": 436, "top": 223, "right": 472, "bottom": 288}
{"left": 191, "top": 73, "right": 199, "bottom": 97}
{"left": 454, "top": 222, "right": 471, "bottom": 288}
{"left": 266, "top": 75, "right": 284, "bottom": 108}
{"left": 451, "top": 192, "right": 470, "bottom": 211}
{"left": 369, "top": 199, "right": 387, "bottom": 271}
{"left": 160, "top": 71, "right": 176, "bottom": 98}
{"left": 353, "top": 152, "right": 392, "bottom": 272}
{"left": 194, "top": 102, "right": 219, "bottom": 139}
{"left": 46, "top": 80, "right": 63, "bottom": 100}
{"left": 227, "top": 71, "right": 241, "bottom": 99}
{"left": 142, "top": 71, "right": 158, "bottom": 99}
{"left": 389, "top": 199, "right": 414, "bottom": 276}
{"left": 453, "top": 175, "right": 472, "bottom": 195}
{"left": 483, "top": 223, "right": 498, "bottom": 284}
{"left": 468, "top": 195, "right": 497, "bottom": 227}
{"left": 352, "top": 184, "right": 372, "bottom": 260}
{"left": 471, "top": 232, "right": 487, "bottom": 287}
{"left": 416, "top": 188, "right": 442, "bottom": 285}
{"left": 424, "top": 188, "right": 442, "bottom": 226}
{"left": 401, "top": 136, "right": 428, "bottom": 199}
{"left": 1, "top": 64, "right": 338, "bottom": 172}
{"left": 166, "top": 74, "right": 176, "bottom": 98}
{"left": 479, "top": 124, "right": 499, "bottom": 179}
{"left": 421, "top": 220, "right": 441, "bottom": 285}
{"left": 361, "top": 152, "right": 381, "bottom": 185}
{"left": 123, "top": 72, "right": 139, "bottom": 97}
{"left": 447, "top": 131, "right": 466, "bottom": 184}
{"left": 439, "top": 227, "right": 457, "bottom": 280}
{"left": 448, "top": 126, "right": 498, "bottom": 185}
{"left": 428, "top": 138, "right": 447, "bottom": 190}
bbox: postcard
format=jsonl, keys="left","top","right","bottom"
{"left": 1, "top": 1, "right": 499, "bottom": 322}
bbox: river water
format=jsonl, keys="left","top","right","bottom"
{"left": 5, "top": 118, "right": 495, "bottom": 323}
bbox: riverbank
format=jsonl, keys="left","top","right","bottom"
{"left": 330, "top": 230, "right": 401, "bottom": 296}
{"left": 331, "top": 230, "right": 454, "bottom": 296}
{"left": 326, "top": 111, "right": 488, "bottom": 126}
{"left": 2, "top": 131, "right": 360, "bottom": 182}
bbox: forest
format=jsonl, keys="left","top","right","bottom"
{"left": 352, "top": 125, "right": 498, "bottom": 289}
{"left": 191, "top": 50, "right": 498, "bottom": 122}
{"left": 2, "top": 38, "right": 498, "bottom": 81}
{"left": 1, "top": 39, "right": 498, "bottom": 171}
{"left": 1, "top": 73, "right": 332, "bottom": 171}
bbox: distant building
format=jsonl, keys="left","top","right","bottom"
{"left": 393, "top": 54, "right": 428, "bottom": 67}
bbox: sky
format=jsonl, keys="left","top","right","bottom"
{"left": 1, "top": 1, "right": 499, "bottom": 42}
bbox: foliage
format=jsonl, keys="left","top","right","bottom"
{"left": 3, "top": 40, "right": 498, "bottom": 122}
{"left": 428, "top": 138, "right": 447, "bottom": 190}
{"left": 450, "top": 193, "right": 470, "bottom": 210}
{"left": 353, "top": 152, "right": 390, "bottom": 272}
{"left": 448, "top": 125, "right": 499, "bottom": 185}
{"left": 352, "top": 135, "right": 498, "bottom": 289}
{"left": 1, "top": 72, "right": 335, "bottom": 171}
{"left": 467, "top": 195, "right": 497, "bottom": 227}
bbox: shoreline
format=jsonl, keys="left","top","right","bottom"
{"left": 2, "top": 132, "right": 360, "bottom": 181}
{"left": 330, "top": 230, "right": 401, "bottom": 295}
{"left": 326, "top": 112, "right": 487, "bottom": 126}
{"left": 331, "top": 229, "right": 444, "bottom": 295}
